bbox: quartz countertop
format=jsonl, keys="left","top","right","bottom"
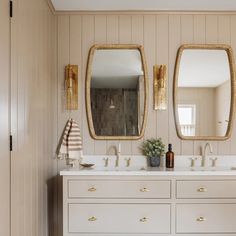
{"left": 60, "top": 166, "right": 236, "bottom": 176}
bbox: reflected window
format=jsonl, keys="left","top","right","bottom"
{"left": 178, "top": 104, "right": 196, "bottom": 136}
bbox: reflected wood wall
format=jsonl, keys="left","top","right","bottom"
{"left": 57, "top": 13, "right": 236, "bottom": 157}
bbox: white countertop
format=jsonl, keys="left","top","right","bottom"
{"left": 60, "top": 166, "right": 236, "bottom": 176}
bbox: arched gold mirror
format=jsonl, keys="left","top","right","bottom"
{"left": 174, "top": 44, "right": 236, "bottom": 140}
{"left": 86, "top": 44, "right": 148, "bottom": 140}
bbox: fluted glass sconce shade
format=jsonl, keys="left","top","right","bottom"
{"left": 153, "top": 65, "right": 167, "bottom": 110}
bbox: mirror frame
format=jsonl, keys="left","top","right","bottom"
{"left": 86, "top": 44, "right": 149, "bottom": 140}
{"left": 173, "top": 44, "right": 236, "bottom": 141}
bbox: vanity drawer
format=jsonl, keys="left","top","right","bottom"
{"left": 176, "top": 204, "right": 236, "bottom": 233}
{"left": 68, "top": 203, "right": 170, "bottom": 234}
{"left": 68, "top": 180, "right": 171, "bottom": 199}
{"left": 176, "top": 180, "right": 236, "bottom": 198}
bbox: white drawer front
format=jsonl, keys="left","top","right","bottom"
{"left": 176, "top": 204, "right": 236, "bottom": 233}
{"left": 68, "top": 180, "right": 171, "bottom": 199}
{"left": 176, "top": 180, "right": 236, "bottom": 198}
{"left": 69, "top": 203, "right": 171, "bottom": 233}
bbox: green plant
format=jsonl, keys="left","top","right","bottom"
{"left": 141, "top": 138, "right": 165, "bottom": 157}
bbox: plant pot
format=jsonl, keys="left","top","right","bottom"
{"left": 148, "top": 156, "right": 161, "bottom": 167}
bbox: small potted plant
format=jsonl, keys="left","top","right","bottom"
{"left": 141, "top": 138, "right": 165, "bottom": 167}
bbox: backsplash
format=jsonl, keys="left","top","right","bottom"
{"left": 57, "top": 13, "right": 236, "bottom": 157}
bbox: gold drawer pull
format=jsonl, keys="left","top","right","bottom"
{"left": 196, "top": 217, "right": 206, "bottom": 222}
{"left": 88, "top": 187, "right": 97, "bottom": 192}
{"left": 88, "top": 216, "right": 97, "bottom": 221}
{"left": 140, "top": 217, "right": 148, "bottom": 222}
{"left": 140, "top": 187, "right": 150, "bottom": 192}
{"left": 197, "top": 187, "right": 207, "bottom": 192}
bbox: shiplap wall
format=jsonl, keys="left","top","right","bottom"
{"left": 10, "top": 0, "right": 57, "bottom": 235}
{"left": 57, "top": 13, "right": 236, "bottom": 157}
{"left": 0, "top": 0, "right": 10, "bottom": 235}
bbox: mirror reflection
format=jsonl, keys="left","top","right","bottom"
{"left": 174, "top": 45, "right": 235, "bottom": 140}
{"left": 86, "top": 45, "right": 148, "bottom": 140}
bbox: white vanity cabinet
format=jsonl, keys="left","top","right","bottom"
{"left": 62, "top": 173, "right": 236, "bottom": 236}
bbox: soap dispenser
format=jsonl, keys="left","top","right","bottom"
{"left": 166, "top": 144, "right": 174, "bottom": 168}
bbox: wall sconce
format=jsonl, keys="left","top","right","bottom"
{"left": 153, "top": 65, "right": 167, "bottom": 110}
{"left": 65, "top": 64, "right": 78, "bottom": 110}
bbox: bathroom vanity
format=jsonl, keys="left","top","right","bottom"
{"left": 61, "top": 166, "right": 236, "bottom": 236}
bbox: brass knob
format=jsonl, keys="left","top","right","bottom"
{"left": 140, "top": 217, "right": 148, "bottom": 222}
{"left": 140, "top": 187, "right": 150, "bottom": 192}
{"left": 197, "top": 187, "right": 207, "bottom": 192}
{"left": 88, "top": 216, "right": 97, "bottom": 221}
{"left": 88, "top": 187, "right": 97, "bottom": 192}
{"left": 196, "top": 217, "right": 206, "bottom": 222}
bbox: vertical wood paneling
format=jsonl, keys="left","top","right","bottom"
{"left": 180, "top": 15, "right": 194, "bottom": 155}
{"left": 11, "top": 0, "right": 57, "bottom": 235}
{"left": 218, "top": 16, "right": 231, "bottom": 154}
{"left": 70, "top": 16, "right": 82, "bottom": 127}
{"left": 169, "top": 15, "right": 181, "bottom": 154}
{"left": 94, "top": 15, "right": 107, "bottom": 154}
{"left": 131, "top": 15, "right": 144, "bottom": 155}
{"left": 119, "top": 15, "right": 132, "bottom": 44}
{"left": 57, "top": 12, "right": 236, "bottom": 158}
{"left": 82, "top": 15, "right": 95, "bottom": 154}
{"left": 106, "top": 15, "right": 119, "bottom": 43}
{"left": 156, "top": 15, "right": 169, "bottom": 147}
{"left": 144, "top": 15, "right": 157, "bottom": 141}
{"left": 0, "top": 0, "right": 10, "bottom": 235}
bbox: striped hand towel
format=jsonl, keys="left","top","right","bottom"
{"left": 58, "top": 118, "right": 83, "bottom": 160}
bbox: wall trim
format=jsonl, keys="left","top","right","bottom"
{"left": 55, "top": 10, "right": 236, "bottom": 16}
{"left": 45, "top": 0, "right": 56, "bottom": 15}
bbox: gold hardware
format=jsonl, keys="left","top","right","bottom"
{"left": 125, "top": 158, "right": 131, "bottom": 167}
{"left": 197, "top": 187, "right": 207, "bottom": 192}
{"left": 140, "top": 217, "right": 148, "bottom": 222}
{"left": 88, "top": 216, "right": 97, "bottom": 221}
{"left": 103, "top": 157, "right": 109, "bottom": 167}
{"left": 140, "top": 187, "right": 150, "bottom": 192}
{"left": 153, "top": 64, "right": 167, "bottom": 110}
{"left": 65, "top": 64, "right": 78, "bottom": 110}
{"left": 196, "top": 217, "right": 206, "bottom": 222}
{"left": 88, "top": 187, "right": 97, "bottom": 192}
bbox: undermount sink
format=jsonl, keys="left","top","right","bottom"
{"left": 188, "top": 166, "right": 234, "bottom": 171}
{"left": 89, "top": 166, "right": 147, "bottom": 171}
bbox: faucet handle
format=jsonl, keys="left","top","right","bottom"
{"left": 190, "top": 157, "right": 198, "bottom": 167}
{"left": 103, "top": 157, "right": 109, "bottom": 167}
{"left": 125, "top": 158, "right": 131, "bottom": 167}
{"left": 210, "top": 157, "right": 217, "bottom": 167}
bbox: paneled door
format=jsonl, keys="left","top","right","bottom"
{"left": 0, "top": 0, "right": 10, "bottom": 235}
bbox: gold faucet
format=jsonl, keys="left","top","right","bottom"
{"left": 201, "top": 142, "right": 213, "bottom": 167}
{"left": 107, "top": 143, "right": 121, "bottom": 167}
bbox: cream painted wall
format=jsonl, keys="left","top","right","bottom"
{"left": 57, "top": 12, "right": 236, "bottom": 157}
{"left": 0, "top": 0, "right": 10, "bottom": 235}
{"left": 178, "top": 88, "right": 216, "bottom": 136}
{"left": 10, "top": 0, "right": 57, "bottom": 235}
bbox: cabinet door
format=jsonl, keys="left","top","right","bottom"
{"left": 176, "top": 204, "right": 236, "bottom": 233}
{"left": 68, "top": 203, "right": 171, "bottom": 234}
{"left": 0, "top": 0, "right": 10, "bottom": 235}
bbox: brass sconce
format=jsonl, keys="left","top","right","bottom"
{"left": 153, "top": 65, "right": 167, "bottom": 110}
{"left": 65, "top": 64, "right": 78, "bottom": 110}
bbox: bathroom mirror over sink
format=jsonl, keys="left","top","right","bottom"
{"left": 174, "top": 44, "right": 236, "bottom": 140}
{"left": 86, "top": 44, "right": 148, "bottom": 140}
